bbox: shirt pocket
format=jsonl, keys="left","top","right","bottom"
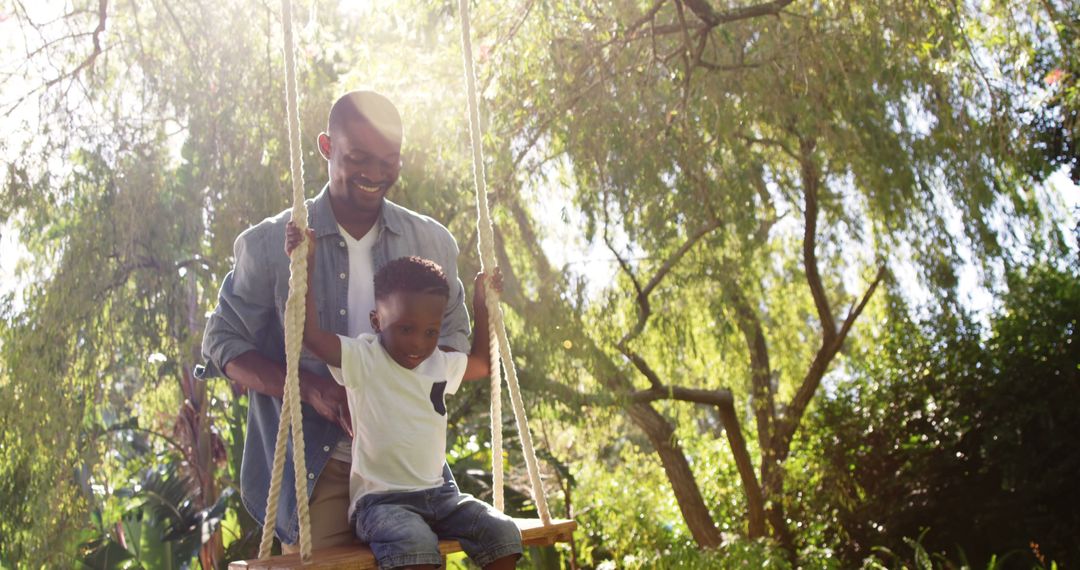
{"left": 429, "top": 381, "right": 448, "bottom": 416}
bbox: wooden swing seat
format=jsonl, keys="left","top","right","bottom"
{"left": 229, "top": 518, "right": 576, "bottom": 569}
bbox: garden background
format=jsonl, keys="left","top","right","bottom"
{"left": 1, "top": 0, "right": 1078, "bottom": 568}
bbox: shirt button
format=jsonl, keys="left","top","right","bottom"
{"left": 339, "top": 273, "right": 346, "bottom": 280}
{"left": 323, "top": 445, "right": 330, "bottom": 452}
{"left": 338, "top": 241, "right": 346, "bottom": 247}
{"left": 339, "top": 309, "right": 346, "bottom": 315}
{"left": 308, "top": 473, "right": 315, "bottom": 480}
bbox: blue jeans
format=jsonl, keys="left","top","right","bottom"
{"left": 353, "top": 481, "right": 523, "bottom": 569}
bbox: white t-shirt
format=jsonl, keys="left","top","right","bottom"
{"left": 340, "top": 223, "right": 378, "bottom": 337}
{"left": 329, "top": 333, "right": 468, "bottom": 519}
{"left": 330, "top": 224, "right": 379, "bottom": 462}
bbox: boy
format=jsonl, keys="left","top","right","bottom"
{"left": 286, "top": 221, "right": 522, "bottom": 570}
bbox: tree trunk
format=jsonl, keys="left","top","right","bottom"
{"left": 715, "top": 400, "right": 767, "bottom": 538}
{"left": 627, "top": 402, "right": 722, "bottom": 548}
{"left": 760, "top": 455, "right": 796, "bottom": 557}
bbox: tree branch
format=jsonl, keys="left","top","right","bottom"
{"left": 631, "top": 385, "right": 733, "bottom": 407}
{"left": 739, "top": 133, "right": 798, "bottom": 160}
{"left": 800, "top": 136, "right": 837, "bottom": 342}
{"left": 682, "top": 0, "right": 796, "bottom": 27}
{"left": 627, "top": 402, "right": 722, "bottom": 547}
{"left": 774, "top": 265, "right": 887, "bottom": 457}
{"left": 722, "top": 279, "right": 776, "bottom": 454}
{"left": 622, "top": 0, "right": 671, "bottom": 41}
{"left": 3, "top": 0, "right": 109, "bottom": 118}
{"left": 714, "top": 397, "right": 766, "bottom": 538}
{"left": 837, "top": 265, "right": 886, "bottom": 342}
{"left": 509, "top": 76, "right": 602, "bottom": 172}
{"left": 608, "top": 218, "right": 721, "bottom": 391}
{"left": 641, "top": 219, "right": 722, "bottom": 299}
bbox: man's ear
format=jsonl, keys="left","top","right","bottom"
{"left": 317, "top": 132, "right": 332, "bottom": 160}
{"left": 369, "top": 310, "right": 380, "bottom": 333}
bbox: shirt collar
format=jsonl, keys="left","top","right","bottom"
{"left": 309, "top": 184, "right": 404, "bottom": 237}
{"left": 309, "top": 184, "right": 340, "bottom": 238}
{"left": 378, "top": 199, "right": 405, "bottom": 236}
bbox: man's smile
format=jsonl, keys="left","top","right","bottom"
{"left": 349, "top": 177, "right": 385, "bottom": 194}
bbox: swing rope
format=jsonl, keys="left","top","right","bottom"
{"left": 258, "top": 0, "right": 313, "bottom": 561}
{"left": 457, "top": 0, "right": 551, "bottom": 526}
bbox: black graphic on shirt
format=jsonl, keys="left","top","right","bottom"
{"left": 429, "top": 381, "right": 447, "bottom": 416}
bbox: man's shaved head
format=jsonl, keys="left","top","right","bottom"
{"left": 327, "top": 90, "right": 403, "bottom": 144}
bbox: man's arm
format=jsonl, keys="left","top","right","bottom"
{"left": 436, "top": 229, "right": 471, "bottom": 353}
{"left": 202, "top": 221, "right": 350, "bottom": 434}
{"left": 224, "top": 351, "right": 352, "bottom": 436}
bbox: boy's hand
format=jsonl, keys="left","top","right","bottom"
{"left": 285, "top": 221, "right": 316, "bottom": 260}
{"left": 473, "top": 267, "right": 504, "bottom": 306}
{"left": 462, "top": 268, "right": 504, "bottom": 381}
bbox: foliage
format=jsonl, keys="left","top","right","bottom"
{"left": 861, "top": 528, "right": 1060, "bottom": 570}
{"left": 1021, "top": 2, "right": 1080, "bottom": 183}
{"left": 802, "top": 264, "right": 1080, "bottom": 568}
{"left": 78, "top": 464, "right": 235, "bottom": 570}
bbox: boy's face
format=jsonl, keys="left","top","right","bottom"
{"left": 371, "top": 291, "right": 448, "bottom": 370}
{"left": 320, "top": 119, "right": 402, "bottom": 217}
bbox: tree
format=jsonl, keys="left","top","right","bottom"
{"left": 471, "top": 0, "right": 1075, "bottom": 556}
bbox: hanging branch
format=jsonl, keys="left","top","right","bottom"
{"left": 2, "top": 0, "right": 109, "bottom": 118}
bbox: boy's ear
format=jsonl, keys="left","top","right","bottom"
{"left": 369, "top": 310, "right": 380, "bottom": 333}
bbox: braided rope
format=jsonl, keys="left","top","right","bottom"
{"left": 258, "top": 0, "right": 313, "bottom": 561}
{"left": 488, "top": 310, "right": 504, "bottom": 510}
{"left": 458, "top": 0, "right": 551, "bottom": 525}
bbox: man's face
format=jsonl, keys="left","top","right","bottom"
{"left": 321, "top": 119, "right": 402, "bottom": 216}
{"left": 371, "top": 291, "right": 447, "bottom": 370}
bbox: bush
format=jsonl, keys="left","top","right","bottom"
{"left": 802, "top": 264, "right": 1080, "bottom": 567}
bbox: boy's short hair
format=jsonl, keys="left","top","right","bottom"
{"left": 374, "top": 256, "right": 450, "bottom": 300}
{"left": 328, "top": 90, "right": 403, "bottom": 144}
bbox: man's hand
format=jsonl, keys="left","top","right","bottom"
{"left": 224, "top": 351, "right": 352, "bottom": 436}
{"left": 304, "top": 378, "right": 353, "bottom": 438}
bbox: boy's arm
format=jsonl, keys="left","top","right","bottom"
{"left": 462, "top": 270, "right": 501, "bottom": 381}
{"left": 286, "top": 223, "right": 342, "bottom": 368}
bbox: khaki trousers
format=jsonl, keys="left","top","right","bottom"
{"left": 282, "top": 458, "right": 357, "bottom": 553}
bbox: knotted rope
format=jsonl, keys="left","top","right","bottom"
{"left": 457, "top": 0, "right": 551, "bottom": 525}
{"left": 258, "top": 0, "right": 313, "bottom": 561}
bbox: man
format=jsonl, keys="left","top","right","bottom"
{"left": 200, "top": 90, "right": 470, "bottom": 550}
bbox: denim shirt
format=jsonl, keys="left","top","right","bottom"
{"left": 199, "top": 185, "right": 470, "bottom": 544}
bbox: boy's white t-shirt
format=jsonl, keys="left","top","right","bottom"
{"left": 330, "top": 224, "right": 379, "bottom": 463}
{"left": 328, "top": 333, "right": 468, "bottom": 519}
